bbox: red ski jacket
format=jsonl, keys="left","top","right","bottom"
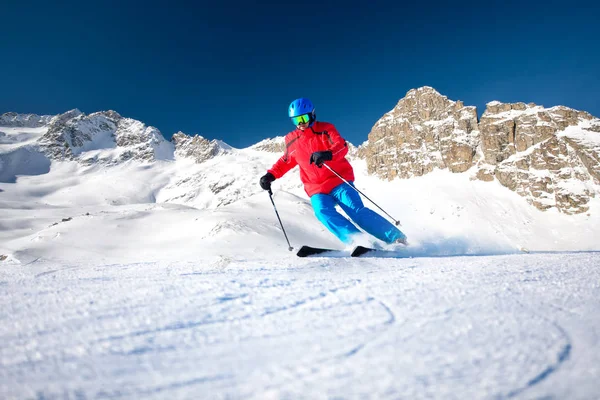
{"left": 268, "top": 121, "right": 355, "bottom": 197}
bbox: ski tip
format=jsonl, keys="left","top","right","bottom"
{"left": 350, "top": 245, "right": 410, "bottom": 258}
{"left": 350, "top": 245, "right": 376, "bottom": 257}
{"left": 296, "top": 245, "right": 337, "bottom": 258}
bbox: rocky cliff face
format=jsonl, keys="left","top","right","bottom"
{"left": 363, "top": 87, "right": 479, "bottom": 179}
{"left": 479, "top": 103, "right": 599, "bottom": 214}
{"left": 364, "top": 87, "right": 600, "bottom": 214}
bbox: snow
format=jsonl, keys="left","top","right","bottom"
{"left": 423, "top": 116, "right": 454, "bottom": 127}
{"left": 560, "top": 121, "right": 600, "bottom": 148}
{"left": 3, "top": 252, "right": 599, "bottom": 399}
{"left": 483, "top": 105, "right": 545, "bottom": 120}
{"left": 1, "top": 125, "right": 600, "bottom": 398}
{"left": 0, "top": 127, "right": 48, "bottom": 152}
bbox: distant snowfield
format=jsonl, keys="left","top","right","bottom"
{"left": 1, "top": 126, "right": 600, "bottom": 399}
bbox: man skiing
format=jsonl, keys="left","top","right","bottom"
{"left": 259, "top": 97, "right": 407, "bottom": 246}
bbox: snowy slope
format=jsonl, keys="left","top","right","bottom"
{"left": 0, "top": 127, "right": 51, "bottom": 183}
{"left": 2, "top": 151, "right": 598, "bottom": 265}
{"left": 1, "top": 120, "right": 600, "bottom": 399}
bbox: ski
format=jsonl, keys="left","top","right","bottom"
{"left": 296, "top": 245, "right": 406, "bottom": 258}
{"left": 350, "top": 246, "right": 378, "bottom": 257}
{"left": 296, "top": 245, "right": 338, "bottom": 257}
{"left": 351, "top": 245, "right": 407, "bottom": 258}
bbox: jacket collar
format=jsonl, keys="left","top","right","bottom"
{"left": 296, "top": 121, "right": 319, "bottom": 136}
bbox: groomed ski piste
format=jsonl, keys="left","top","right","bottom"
{"left": 2, "top": 126, "right": 600, "bottom": 399}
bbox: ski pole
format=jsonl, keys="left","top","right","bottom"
{"left": 322, "top": 163, "right": 402, "bottom": 226}
{"left": 267, "top": 189, "right": 294, "bottom": 251}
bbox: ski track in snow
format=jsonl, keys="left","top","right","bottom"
{"left": 1, "top": 253, "right": 600, "bottom": 399}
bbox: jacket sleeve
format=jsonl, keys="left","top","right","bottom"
{"left": 326, "top": 124, "right": 349, "bottom": 161}
{"left": 268, "top": 147, "right": 298, "bottom": 179}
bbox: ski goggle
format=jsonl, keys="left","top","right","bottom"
{"left": 290, "top": 113, "right": 311, "bottom": 126}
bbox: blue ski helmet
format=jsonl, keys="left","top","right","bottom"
{"left": 288, "top": 98, "right": 314, "bottom": 117}
{"left": 288, "top": 98, "right": 316, "bottom": 126}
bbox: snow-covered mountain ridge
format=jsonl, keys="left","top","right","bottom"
{"left": 0, "top": 112, "right": 53, "bottom": 127}
{"left": 4, "top": 87, "right": 599, "bottom": 216}
{"left": 1, "top": 87, "right": 600, "bottom": 258}
{"left": 37, "top": 109, "right": 174, "bottom": 164}
{"left": 1, "top": 108, "right": 232, "bottom": 168}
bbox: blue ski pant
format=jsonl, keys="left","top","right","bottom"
{"left": 310, "top": 182, "right": 406, "bottom": 244}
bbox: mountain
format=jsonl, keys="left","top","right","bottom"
{"left": 171, "top": 131, "right": 232, "bottom": 163}
{"left": 362, "top": 87, "right": 600, "bottom": 214}
{"left": 8, "top": 89, "right": 597, "bottom": 214}
{"left": 37, "top": 109, "right": 174, "bottom": 164}
{"left": 250, "top": 136, "right": 286, "bottom": 153}
{"left": 1, "top": 89, "right": 600, "bottom": 259}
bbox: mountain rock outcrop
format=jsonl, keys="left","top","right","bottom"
{"left": 250, "top": 137, "right": 286, "bottom": 153}
{"left": 363, "top": 87, "right": 479, "bottom": 180}
{"left": 171, "top": 132, "right": 231, "bottom": 163}
{"left": 364, "top": 87, "right": 600, "bottom": 214}
{"left": 479, "top": 103, "right": 599, "bottom": 213}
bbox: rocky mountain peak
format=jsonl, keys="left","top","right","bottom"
{"left": 404, "top": 86, "right": 442, "bottom": 98}
{"left": 365, "top": 87, "right": 479, "bottom": 180}
{"left": 365, "top": 87, "right": 600, "bottom": 214}
{"left": 250, "top": 137, "right": 286, "bottom": 153}
{"left": 171, "top": 132, "right": 231, "bottom": 163}
{"left": 38, "top": 109, "right": 174, "bottom": 163}
{"left": 392, "top": 86, "right": 456, "bottom": 119}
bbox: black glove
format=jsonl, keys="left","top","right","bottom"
{"left": 309, "top": 150, "right": 333, "bottom": 167}
{"left": 259, "top": 172, "right": 275, "bottom": 191}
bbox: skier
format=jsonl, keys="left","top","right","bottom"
{"left": 259, "top": 97, "right": 407, "bottom": 246}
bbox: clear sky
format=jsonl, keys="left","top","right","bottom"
{"left": 1, "top": 0, "right": 599, "bottom": 148}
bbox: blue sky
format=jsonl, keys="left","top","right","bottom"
{"left": 1, "top": 0, "right": 599, "bottom": 148}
